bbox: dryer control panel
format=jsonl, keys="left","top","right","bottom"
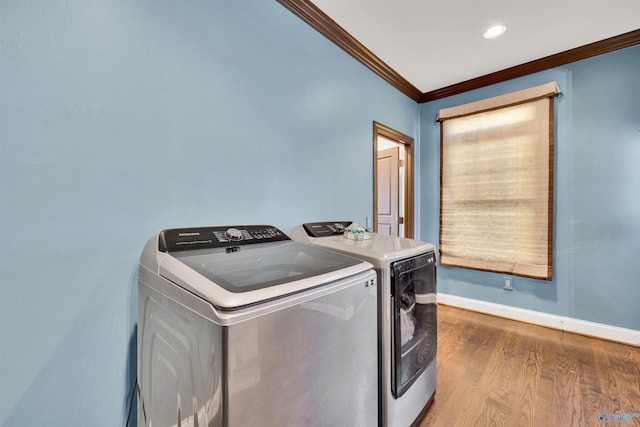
{"left": 302, "top": 221, "right": 352, "bottom": 238}
{"left": 158, "top": 225, "right": 289, "bottom": 252}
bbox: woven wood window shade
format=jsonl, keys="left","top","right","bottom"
{"left": 438, "top": 82, "right": 560, "bottom": 280}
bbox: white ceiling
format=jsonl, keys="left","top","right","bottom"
{"left": 311, "top": 0, "right": 640, "bottom": 93}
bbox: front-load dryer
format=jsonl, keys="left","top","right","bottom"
{"left": 138, "top": 225, "right": 378, "bottom": 427}
{"left": 291, "top": 222, "right": 437, "bottom": 427}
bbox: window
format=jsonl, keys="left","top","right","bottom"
{"left": 437, "top": 82, "right": 560, "bottom": 280}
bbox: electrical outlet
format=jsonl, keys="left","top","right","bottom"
{"left": 503, "top": 277, "right": 513, "bottom": 291}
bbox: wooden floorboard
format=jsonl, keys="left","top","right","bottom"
{"left": 417, "top": 305, "right": 640, "bottom": 427}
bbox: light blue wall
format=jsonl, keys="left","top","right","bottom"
{"left": 0, "top": 1, "right": 419, "bottom": 426}
{"left": 420, "top": 45, "right": 640, "bottom": 331}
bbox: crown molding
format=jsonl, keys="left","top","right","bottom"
{"left": 277, "top": 0, "right": 423, "bottom": 103}
{"left": 278, "top": 1, "right": 640, "bottom": 104}
{"left": 422, "top": 28, "right": 640, "bottom": 102}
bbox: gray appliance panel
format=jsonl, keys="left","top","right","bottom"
{"left": 138, "top": 269, "right": 378, "bottom": 427}
{"left": 226, "top": 273, "right": 378, "bottom": 426}
{"left": 138, "top": 281, "right": 223, "bottom": 427}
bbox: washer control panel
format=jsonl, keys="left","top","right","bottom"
{"left": 158, "top": 225, "right": 289, "bottom": 252}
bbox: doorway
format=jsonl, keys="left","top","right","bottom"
{"left": 373, "top": 122, "right": 415, "bottom": 238}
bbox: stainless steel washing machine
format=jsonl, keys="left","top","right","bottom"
{"left": 291, "top": 222, "right": 437, "bottom": 427}
{"left": 138, "top": 225, "right": 378, "bottom": 427}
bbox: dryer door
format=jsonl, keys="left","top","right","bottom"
{"left": 390, "top": 251, "right": 437, "bottom": 397}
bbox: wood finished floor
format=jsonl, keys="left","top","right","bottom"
{"left": 417, "top": 305, "right": 640, "bottom": 427}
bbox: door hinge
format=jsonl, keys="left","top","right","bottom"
{"left": 398, "top": 217, "right": 404, "bottom": 224}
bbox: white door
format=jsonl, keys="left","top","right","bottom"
{"left": 377, "top": 147, "right": 399, "bottom": 236}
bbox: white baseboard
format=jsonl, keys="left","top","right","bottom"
{"left": 437, "top": 293, "right": 640, "bottom": 347}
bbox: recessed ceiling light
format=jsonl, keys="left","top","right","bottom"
{"left": 483, "top": 25, "right": 507, "bottom": 39}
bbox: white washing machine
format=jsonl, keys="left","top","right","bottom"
{"left": 138, "top": 225, "right": 378, "bottom": 427}
{"left": 291, "top": 222, "right": 437, "bottom": 427}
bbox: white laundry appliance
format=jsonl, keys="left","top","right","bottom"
{"left": 138, "top": 225, "right": 378, "bottom": 427}
{"left": 291, "top": 222, "right": 437, "bottom": 427}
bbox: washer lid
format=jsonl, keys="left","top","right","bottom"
{"left": 170, "top": 240, "right": 362, "bottom": 293}
{"left": 155, "top": 239, "right": 371, "bottom": 309}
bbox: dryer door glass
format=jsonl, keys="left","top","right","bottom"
{"left": 391, "top": 251, "right": 437, "bottom": 397}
